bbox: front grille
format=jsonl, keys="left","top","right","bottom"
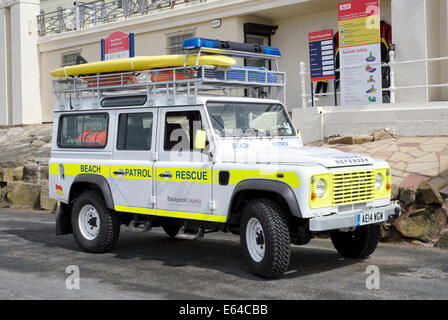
{"left": 332, "top": 170, "right": 375, "bottom": 205}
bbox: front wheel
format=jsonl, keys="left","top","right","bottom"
{"left": 71, "top": 190, "right": 120, "bottom": 253}
{"left": 330, "top": 224, "right": 380, "bottom": 259}
{"left": 240, "top": 199, "right": 291, "bottom": 279}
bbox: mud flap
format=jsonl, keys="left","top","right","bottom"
{"left": 56, "top": 202, "right": 72, "bottom": 235}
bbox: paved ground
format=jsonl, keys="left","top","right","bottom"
{"left": 0, "top": 209, "right": 447, "bottom": 300}
{"left": 321, "top": 136, "right": 448, "bottom": 192}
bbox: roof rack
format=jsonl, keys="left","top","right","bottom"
{"left": 53, "top": 39, "right": 286, "bottom": 111}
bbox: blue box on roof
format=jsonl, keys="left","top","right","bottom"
{"left": 201, "top": 66, "right": 278, "bottom": 84}
{"left": 182, "top": 37, "right": 281, "bottom": 57}
{"left": 228, "top": 66, "right": 278, "bottom": 83}
{"left": 182, "top": 38, "right": 221, "bottom": 50}
{"left": 263, "top": 46, "right": 281, "bottom": 56}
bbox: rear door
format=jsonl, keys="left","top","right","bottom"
{"left": 110, "top": 109, "right": 157, "bottom": 214}
{"left": 155, "top": 107, "right": 222, "bottom": 222}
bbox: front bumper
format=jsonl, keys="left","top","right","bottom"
{"left": 309, "top": 201, "right": 401, "bottom": 232}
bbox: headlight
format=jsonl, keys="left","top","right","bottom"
{"left": 316, "top": 179, "right": 327, "bottom": 198}
{"left": 375, "top": 173, "right": 383, "bottom": 190}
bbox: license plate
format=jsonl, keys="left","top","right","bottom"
{"left": 357, "top": 210, "right": 385, "bottom": 226}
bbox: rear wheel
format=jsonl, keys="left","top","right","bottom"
{"left": 330, "top": 224, "right": 380, "bottom": 259}
{"left": 240, "top": 199, "right": 290, "bottom": 279}
{"left": 71, "top": 190, "right": 120, "bottom": 253}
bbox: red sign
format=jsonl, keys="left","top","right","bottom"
{"left": 308, "top": 30, "right": 333, "bottom": 42}
{"left": 338, "top": 0, "right": 379, "bottom": 21}
{"left": 104, "top": 31, "right": 130, "bottom": 60}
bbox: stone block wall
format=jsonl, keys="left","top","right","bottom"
{"left": 0, "top": 162, "right": 57, "bottom": 212}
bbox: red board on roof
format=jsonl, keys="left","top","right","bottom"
{"left": 338, "top": 0, "right": 379, "bottom": 21}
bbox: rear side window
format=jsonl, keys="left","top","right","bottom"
{"left": 58, "top": 113, "right": 108, "bottom": 148}
{"left": 117, "top": 112, "right": 153, "bottom": 150}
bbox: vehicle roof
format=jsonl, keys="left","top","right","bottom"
{"left": 54, "top": 94, "right": 284, "bottom": 113}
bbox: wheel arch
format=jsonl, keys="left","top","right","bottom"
{"left": 227, "top": 179, "right": 302, "bottom": 225}
{"left": 69, "top": 174, "right": 114, "bottom": 209}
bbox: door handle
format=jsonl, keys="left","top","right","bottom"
{"left": 159, "top": 172, "right": 173, "bottom": 178}
{"left": 113, "top": 170, "right": 125, "bottom": 176}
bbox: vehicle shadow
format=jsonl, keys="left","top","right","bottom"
{"left": 5, "top": 222, "right": 359, "bottom": 281}
{"left": 114, "top": 233, "right": 360, "bottom": 280}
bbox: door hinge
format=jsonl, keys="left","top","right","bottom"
{"left": 208, "top": 200, "right": 216, "bottom": 210}
{"left": 152, "top": 152, "right": 159, "bottom": 161}
{"left": 150, "top": 195, "right": 156, "bottom": 205}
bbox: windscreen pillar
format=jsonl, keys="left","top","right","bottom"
{"left": 2, "top": 0, "right": 42, "bottom": 125}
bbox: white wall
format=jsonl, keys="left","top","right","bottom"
{"left": 442, "top": 0, "right": 448, "bottom": 101}
{"left": 0, "top": 6, "right": 12, "bottom": 125}
{"left": 10, "top": 0, "right": 41, "bottom": 124}
{"left": 0, "top": 0, "right": 41, "bottom": 125}
{"left": 391, "top": 0, "right": 427, "bottom": 103}
{"left": 294, "top": 102, "right": 448, "bottom": 144}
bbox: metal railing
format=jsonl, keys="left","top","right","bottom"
{"left": 299, "top": 51, "right": 448, "bottom": 107}
{"left": 37, "top": 0, "right": 208, "bottom": 36}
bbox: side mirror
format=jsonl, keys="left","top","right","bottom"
{"left": 195, "top": 130, "right": 207, "bottom": 150}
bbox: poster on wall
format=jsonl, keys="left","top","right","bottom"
{"left": 101, "top": 31, "right": 135, "bottom": 61}
{"left": 338, "top": 0, "right": 382, "bottom": 105}
{"left": 308, "top": 29, "right": 335, "bottom": 82}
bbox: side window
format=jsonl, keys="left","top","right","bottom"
{"left": 117, "top": 112, "right": 153, "bottom": 150}
{"left": 58, "top": 113, "right": 108, "bottom": 148}
{"left": 164, "top": 111, "right": 207, "bottom": 152}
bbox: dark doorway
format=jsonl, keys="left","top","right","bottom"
{"left": 244, "top": 23, "right": 278, "bottom": 70}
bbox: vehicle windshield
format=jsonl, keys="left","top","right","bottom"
{"left": 206, "top": 102, "right": 295, "bottom": 138}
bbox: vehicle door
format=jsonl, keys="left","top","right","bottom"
{"left": 109, "top": 109, "right": 157, "bottom": 213}
{"left": 155, "top": 107, "right": 216, "bottom": 219}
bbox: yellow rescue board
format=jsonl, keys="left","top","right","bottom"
{"left": 51, "top": 55, "right": 236, "bottom": 77}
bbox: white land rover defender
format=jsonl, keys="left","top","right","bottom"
{"left": 50, "top": 39, "right": 401, "bottom": 279}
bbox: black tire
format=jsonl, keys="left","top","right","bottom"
{"left": 240, "top": 199, "right": 290, "bottom": 279}
{"left": 330, "top": 224, "right": 380, "bottom": 259}
{"left": 161, "top": 219, "right": 183, "bottom": 239}
{"left": 71, "top": 189, "right": 120, "bottom": 253}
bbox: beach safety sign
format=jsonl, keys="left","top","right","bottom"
{"left": 308, "top": 30, "right": 335, "bottom": 82}
{"left": 338, "top": 0, "right": 382, "bottom": 105}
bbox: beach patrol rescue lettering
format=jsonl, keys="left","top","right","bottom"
{"left": 175, "top": 170, "right": 209, "bottom": 182}
{"left": 124, "top": 168, "right": 151, "bottom": 178}
{"left": 80, "top": 165, "right": 101, "bottom": 174}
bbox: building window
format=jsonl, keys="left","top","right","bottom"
{"left": 61, "top": 51, "right": 81, "bottom": 67}
{"left": 166, "top": 32, "right": 194, "bottom": 55}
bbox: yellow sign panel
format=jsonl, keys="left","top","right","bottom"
{"left": 339, "top": 15, "right": 380, "bottom": 48}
